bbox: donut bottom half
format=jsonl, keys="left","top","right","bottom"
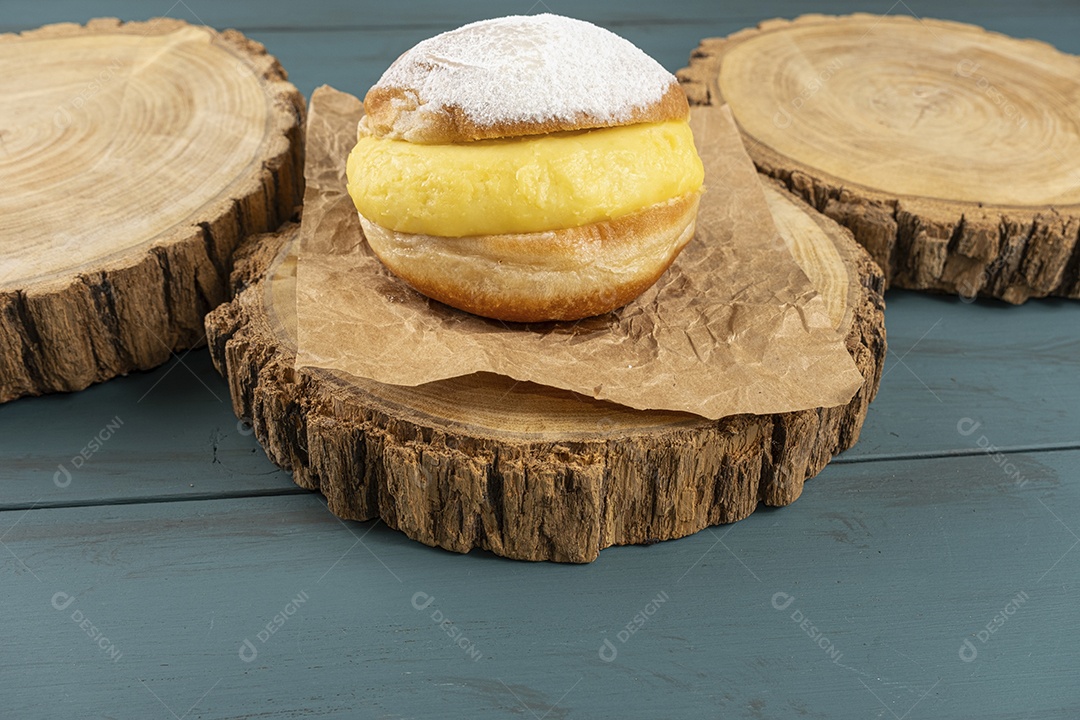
{"left": 358, "top": 192, "right": 700, "bottom": 323}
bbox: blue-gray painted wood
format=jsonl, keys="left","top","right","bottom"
{"left": 7, "top": 0, "right": 1078, "bottom": 36}
{"left": 840, "top": 290, "right": 1080, "bottom": 462}
{"left": 0, "top": 353, "right": 296, "bottom": 510}
{"left": 2, "top": 2, "right": 1079, "bottom": 717}
{"left": 2, "top": 1, "right": 1078, "bottom": 97}
{"left": 4, "top": 449, "right": 1077, "bottom": 718}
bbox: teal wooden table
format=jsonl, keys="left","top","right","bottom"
{"left": 3, "top": 2, "right": 1079, "bottom": 718}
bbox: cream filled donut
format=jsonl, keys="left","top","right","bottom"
{"left": 346, "top": 13, "right": 704, "bottom": 322}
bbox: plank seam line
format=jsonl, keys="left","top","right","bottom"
{"left": 0, "top": 487, "right": 310, "bottom": 514}
{"left": 2, "top": 444, "right": 1078, "bottom": 513}
{"left": 833, "top": 443, "right": 1080, "bottom": 465}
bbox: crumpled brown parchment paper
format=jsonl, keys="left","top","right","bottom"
{"left": 294, "top": 86, "right": 863, "bottom": 419}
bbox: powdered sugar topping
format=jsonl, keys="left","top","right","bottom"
{"left": 373, "top": 14, "right": 677, "bottom": 129}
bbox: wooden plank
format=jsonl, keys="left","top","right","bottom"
{"left": 1, "top": 0, "right": 736, "bottom": 31}
{"left": 2, "top": 0, "right": 1078, "bottom": 49}
{"left": 3, "top": 449, "right": 1077, "bottom": 717}
{"left": 840, "top": 290, "right": 1080, "bottom": 461}
{"left": 0, "top": 352, "right": 296, "bottom": 510}
{"left": 2, "top": 3, "right": 1078, "bottom": 100}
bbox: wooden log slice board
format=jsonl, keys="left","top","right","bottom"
{"left": 679, "top": 15, "right": 1080, "bottom": 303}
{"left": 0, "top": 18, "right": 305, "bottom": 402}
{"left": 206, "top": 178, "right": 885, "bottom": 563}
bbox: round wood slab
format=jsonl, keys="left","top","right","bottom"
{"left": 0, "top": 18, "right": 304, "bottom": 402}
{"left": 206, "top": 178, "right": 885, "bottom": 563}
{"left": 679, "top": 14, "right": 1080, "bottom": 303}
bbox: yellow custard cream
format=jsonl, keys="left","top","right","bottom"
{"left": 346, "top": 120, "right": 704, "bottom": 237}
